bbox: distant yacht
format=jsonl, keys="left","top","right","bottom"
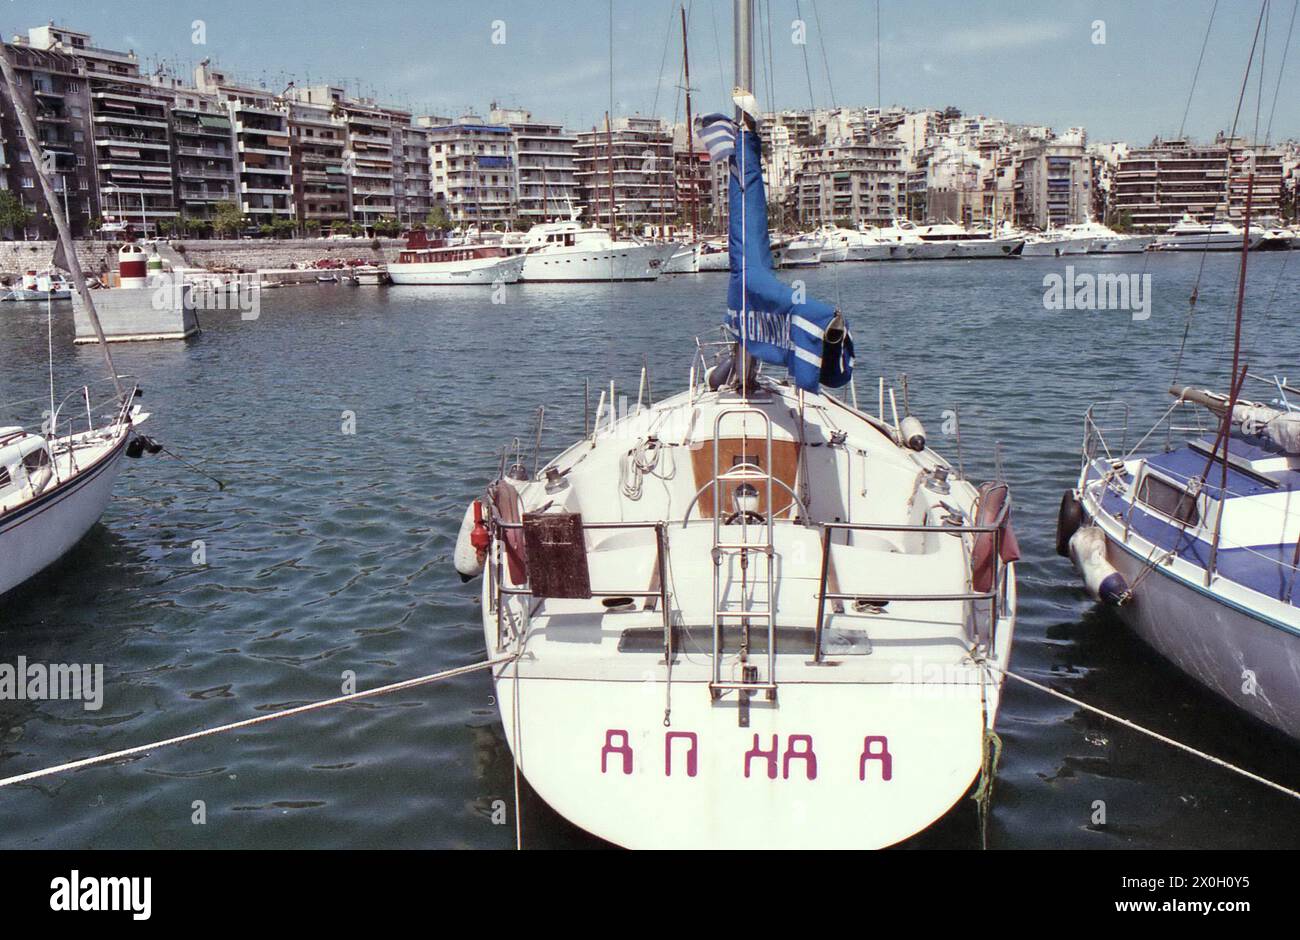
{"left": 2, "top": 270, "right": 72, "bottom": 302}
{"left": 775, "top": 231, "right": 824, "bottom": 267}
{"left": 875, "top": 219, "right": 926, "bottom": 260}
{"left": 1061, "top": 220, "right": 1155, "bottom": 254}
{"left": 809, "top": 225, "right": 852, "bottom": 262}
{"left": 696, "top": 240, "right": 730, "bottom": 271}
{"left": 502, "top": 218, "right": 676, "bottom": 282}
{"left": 1155, "top": 214, "right": 1266, "bottom": 251}
{"left": 1021, "top": 227, "right": 1093, "bottom": 257}
{"left": 846, "top": 225, "right": 896, "bottom": 261}
{"left": 909, "top": 220, "right": 1025, "bottom": 260}
{"left": 387, "top": 231, "right": 525, "bottom": 285}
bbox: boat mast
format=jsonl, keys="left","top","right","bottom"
{"left": 605, "top": 112, "right": 616, "bottom": 234}
{"left": 0, "top": 42, "right": 125, "bottom": 401}
{"left": 682, "top": 5, "right": 700, "bottom": 240}
{"left": 1206, "top": 162, "right": 1255, "bottom": 580}
{"left": 735, "top": 0, "right": 756, "bottom": 396}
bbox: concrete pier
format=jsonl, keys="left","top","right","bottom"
{"left": 71, "top": 282, "right": 199, "bottom": 343}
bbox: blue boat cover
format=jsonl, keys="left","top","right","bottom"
{"left": 724, "top": 124, "right": 852, "bottom": 392}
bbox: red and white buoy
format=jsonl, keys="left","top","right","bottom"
{"left": 117, "top": 243, "right": 148, "bottom": 289}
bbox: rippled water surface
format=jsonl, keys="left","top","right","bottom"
{"left": 1, "top": 253, "right": 1298, "bottom": 849}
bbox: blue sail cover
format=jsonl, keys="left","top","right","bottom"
{"left": 725, "top": 124, "right": 853, "bottom": 392}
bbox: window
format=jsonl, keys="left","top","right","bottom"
{"left": 0, "top": 466, "right": 10, "bottom": 488}
{"left": 21, "top": 177, "right": 34, "bottom": 188}
{"left": 1136, "top": 473, "right": 1200, "bottom": 526}
{"left": 23, "top": 449, "right": 50, "bottom": 474}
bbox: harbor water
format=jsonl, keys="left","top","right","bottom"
{"left": 1, "top": 252, "right": 1298, "bottom": 849}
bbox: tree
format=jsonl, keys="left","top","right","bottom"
{"left": 0, "top": 190, "right": 35, "bottom": 238}
{"left": 424, "top": 206, "right": 450, "bottom": 231}
{"left": 304, "top": 219, "right": 321, "bottom": 237}
{"left": 212, "top": 201, "right": 246, "bottom": 239}
{"left": 373, "top": 216, "right": 401, "bottom": 238}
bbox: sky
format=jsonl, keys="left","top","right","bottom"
{"left": 12, "top": 0, "right": 1298, "bottom": 144}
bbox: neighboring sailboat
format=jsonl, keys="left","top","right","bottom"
{"left": 1059, "top": 151, "right": 1300, "bottom": 741}
{"left": 455, "top": 0, "right": 1020, "bottom": 848}
{"left": 0, "top": 41, "right": 152, "bottom": 598}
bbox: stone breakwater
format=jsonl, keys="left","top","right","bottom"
{"left": 0, "top": 238, "right": 408, "bottom": 278}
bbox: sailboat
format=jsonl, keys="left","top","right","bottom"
{"left": 0, "top": 44, "right": 152, "bottom": 598}
{"left": 454, "top": 0, "right": 1020, "bottom": 848}
{"left": 1059, "top": 151, "right": 1300, "bottom": 740}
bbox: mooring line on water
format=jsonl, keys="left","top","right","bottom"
{"left": 989, "top": 664, "right": 1300, "bottom": 802}
{"left": 0, "top": 656, "right": 515, "bottom": 790}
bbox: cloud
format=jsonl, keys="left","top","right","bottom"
{"left": 934, "top": 21, "right": 1072, "bottom": 54}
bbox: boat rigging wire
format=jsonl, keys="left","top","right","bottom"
{"left": 809, "top": 0, "right": 836, "bottom": 108}
{"left": 1264, "top": 0, "right": 1298, "bottom": 143}
{"left": 1169, "top": 0, "right": 1268, "bottom": 393}
{"left": 1177, "top": 0, "right": 1219, "bottom": 141}
{"left": 0, "top": 656, "right": 516, "bottom": 791}
{"left": 984, "top": 662, "right": 1300, "bottom": 803}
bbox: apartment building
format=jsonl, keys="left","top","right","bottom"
{"left": 194, "top": 63, "right": 293, "bottom": 225}
{"left": 0, "top": 31, "right": 97, "bottom": 237}
{"left": 1014, "top": 131, "right": 1091, "bottom": 229}
{"left": 19, "top": 25, "right": 179, "bottom": 236}
{"left": 792, "top": 138, "right": 906, "bottom": 226}
{"left": 149, "top": 78, "right": 239, "bottom": 226}
{"left": 575, "top": 116, "right": 674, "bottom": 231}
{"left": 393, "top": 123, "right": 432, "bottom": 227}
{"left": 340, "top": 96, "right": 401, "bottom": 227}
{"left": 283, "top": 94, "right": 350, "bottom": 232}
{"left": 490, "top": 106, "right": 577, "bottom": 223}
{"left": 1112, "top": 136, "right": 1285, "bottom": 230}
{"left": 422, "top": 115, "right": 517, "bottom": 226}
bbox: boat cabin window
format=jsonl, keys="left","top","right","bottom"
{"left": 23, "top": 449, "right": 50, "bottom": 474}
{"left": 0, "top": 465, "right": 11, "bottom": 490}
{"left": 1136, "top": 472, "right": 1200, "bottom": 526}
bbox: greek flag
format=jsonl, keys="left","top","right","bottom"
{"left": 695, "top": 112, "right": 736, "bottom": 164}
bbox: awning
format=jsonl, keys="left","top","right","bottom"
{"left": 109, "top": 148, "right": 142, "bottom": 158}
{"left": 198, "top": 115, "right": 231, "bottom": 129}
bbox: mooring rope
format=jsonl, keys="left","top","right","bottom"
{"left": 0, "top": 656, "right": 514, "bottom": 790}
{"left": 988, "top": 663, "right": 1300, "bottom": 802}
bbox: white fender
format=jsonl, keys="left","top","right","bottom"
{"left": 454, "top": 500, "right": 487, "bottom": 582}
{"left": 1068, "top": 526, "right": 1129, "bottom": 606}
{"left": 899, "top": 415, "right": 927, "bottom": 451}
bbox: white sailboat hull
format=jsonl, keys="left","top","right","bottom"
{"left": 1080, "top": 501, "right": 1300, "bottom": 739}
{"left": 0, "top": 432, "right": 129, "bottom": 597}
{"left": 491, "top": 667, "right": 1000, "bottom": 848}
